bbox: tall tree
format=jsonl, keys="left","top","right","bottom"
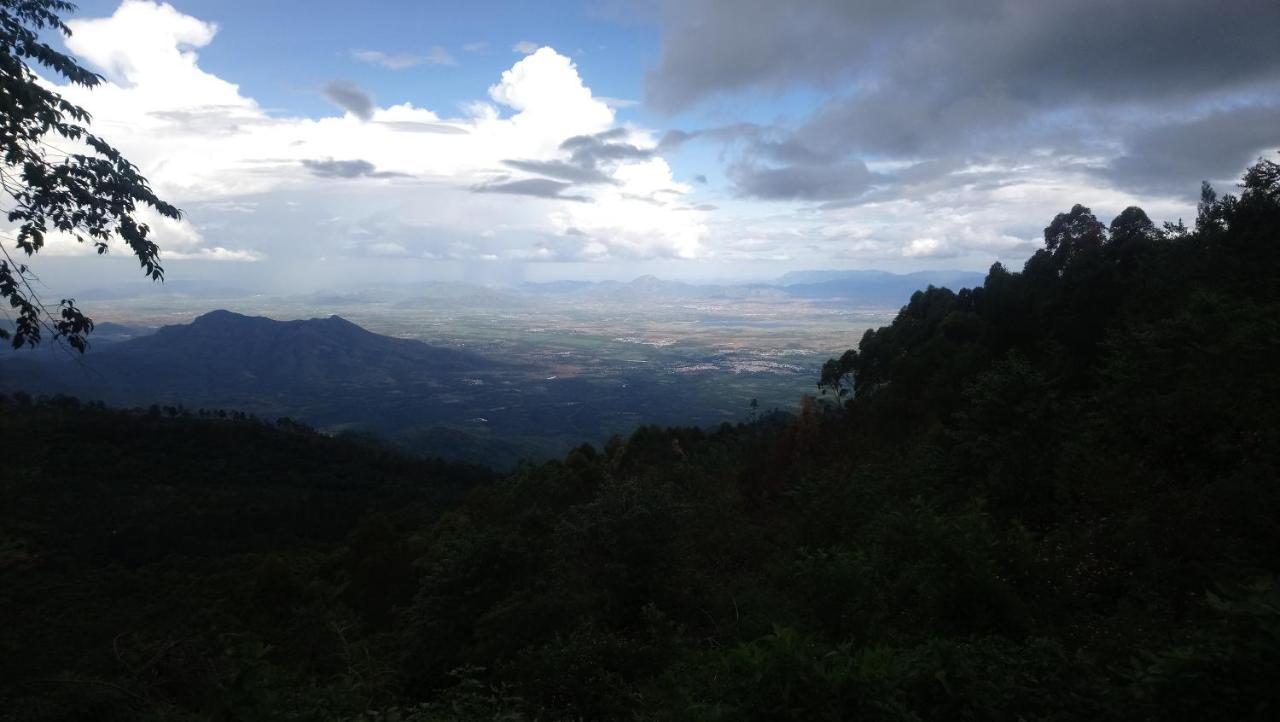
{"left": 1042, "top": 204, "right": 1107, "bottom": 268}
{"left": 0, "top": 0, "right": 178, "bottom": 351}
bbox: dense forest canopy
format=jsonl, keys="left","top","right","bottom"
{"left": 3, "top": 158, "right": 1279, "bottom": 720}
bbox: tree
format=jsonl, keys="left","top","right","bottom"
{"left": 818, "top": 348, "right": 858, "bottom": 400}
{"left": 1241, "top": 157, "right": 1280, "bottom": 202}
{"left": 1042, "top": 204, "right": 1106, "bottom": 267}
{"left": 0, "top": 0, "right": 178, "bottom": 351}
{"left": 1108, "top": 206, "right": 1158, "bottom": 245}
{"left": 1108, "top": 206, "right": 1161, "bottom": 273}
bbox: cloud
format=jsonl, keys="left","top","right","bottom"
{"left": 52, "top": 2, "right": 707, "bottom": 268}
{"left": 486, "top": 48, "right": 612, "bottom": 126}
{"left": 10, "top": 202, "right": 260, "bottom": 263}
{"left": 352, "top": 46, "right": 455, "bottom": 69}
{"left": 562, "top": 129, "right": 652, "bottom": 164}
{"left": 167, "top": 246, "right": 264, "bottom": 261}
{"left": 503, "top": 159, "right": 614, "bottom": 184}
{"left": 425, "top": 46, "right": 457, "bottom": 66}
{"left": 658, "top": 129, "right": 698, "bottom": 151}
{"left": 376, "top": 120, "right": 469, "bottom": 134}
{"left": 645, "top": 4, "right": 1280, "bottom": 181}
{"left": 63, "top": 0, "right": 218, "bottom": 84}
{"left": 471, "top": 177, "right": 587, "bottom": 201}
{"left": 629, "top": 0, "right": 1280, "bottom": 264}
{"left": 647, "top": 0, "right": 1280, "bottom": 114}
{"left": 302, "top": 158, "right": 377, "bottom": 178}
{"left": 463, "top": 42, "right": 489, "bottom": 53}
{"left": 321, "top": 80, "right": 375, "bottom": 120}
{"left": 512, "top": 41, "right": 539, "bottom": 55}
{"left": 366, "top": 241, "right": 409, "bottom": 256}
{"left": 730, "top": 158, "right": 881, "bottom": 201}
{"left": 598, "top": 96, "right": 639, "bottom": 109}
{"left": 1103, "top": 104, "right": 1280, "bottom": 198}
{"left": 496, "top": 128, "right": 659, "bottom": 189}
{"left": 902, "top": 238, "right": 952, "bottom": 259}
{"left": 300, "top": 158, "right": 408, "bottom": 179}
{"left": 351, "top": 50, "right": 420, "bottom": 69}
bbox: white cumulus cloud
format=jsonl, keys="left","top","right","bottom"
{"left": 49, "top": 1, "right": 706, "bottom": 272}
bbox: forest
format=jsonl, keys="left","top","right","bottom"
{"left": 3, "top": 158, "right": 1278, "bottom": 720}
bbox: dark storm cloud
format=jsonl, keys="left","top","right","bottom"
{"left": 647, "top": 0, "right": 1280, "bottom": 114}
{"left": 301, "top": 159, "right": 407, "bottom": 179}
{"left": 470, "top": 177, "right": 588, "bottom": 201}
{"left": 646, "top": 0, "right": 1280, "bottom": 202}
{"left": 1103, "top": 105, "right": 1280, "bottom": 198}
{"left": 322, "top": 80, "right": 375, "bottom": 120}
{"left": 731, "top": 159, "right": 882, "bottom": 201}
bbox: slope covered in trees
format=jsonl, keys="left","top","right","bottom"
{"left": 4, "top": 160, "right": 1279, "bottom": 720}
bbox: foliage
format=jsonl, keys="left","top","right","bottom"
{"left": 1, "top": 0, "right": 179, "bottom": 351}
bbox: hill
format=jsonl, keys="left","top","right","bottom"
{"left": 38, "top": 309, "right": 490, "bottom": 389}
{"left": 118, "top": 309, "right": 488, "bottom": 384}
{"left": 0, "top": 310, "right": 508, "bottom": 445}
{"left": 3, "top": 159, "right": 1279, "bottom": 720}
{"left": 0, "top": 396, "right": 491, "bottom": 720}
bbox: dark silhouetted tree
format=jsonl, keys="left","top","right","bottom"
{"left": 818, "top": 348, "right": 857, "bottom": 400}
{"left": 1042, "top": 203, "right": 1107, "bottom": 270}
{"left": 1108, "top": 206, "right": 1162, "bottom": 275}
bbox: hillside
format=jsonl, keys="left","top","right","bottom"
{"left": 1, "top": 310, "right": 493, "bottom": 394}
{"left": 0, "top": 397, "right": 491, "bottom": 720}
{"left": 0, "top": 311, "right": 521, "bottom": 461}
{"left": 3, "top": 160, "right": 1279, "bottom": 720}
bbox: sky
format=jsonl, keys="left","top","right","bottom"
{"left": 23, "top": 0, "right": 1280, "bottom": 291}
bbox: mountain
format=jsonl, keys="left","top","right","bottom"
{"left": 580, "top": 275, "right": 715, "bottom": 302}
{"left": 777, "top": 269, "right": 986, "bottom": 305}
{"left": 774, "top": 269, "right": 983, "bottom": 286}
{"left": 133, "top": 309, "right": 490, "bottom": 382}
{"left": 0, "top": 310, "right": 501, "bottom": 426}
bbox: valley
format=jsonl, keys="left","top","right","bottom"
{"left": 2, "top": 273, "right": 952, "bottom": 466}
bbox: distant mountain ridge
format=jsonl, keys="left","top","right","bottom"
{"left": 0, "top": 310, "right": 494, "bottom": 400}
{"left": 777, "top": 269, "right": 986, "bottom": 306}
{"left": 775, "top": 269, "right": 985, "bottom": 287}
{"left": 119, "top": 310, "right": 491, "bottom": 387}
